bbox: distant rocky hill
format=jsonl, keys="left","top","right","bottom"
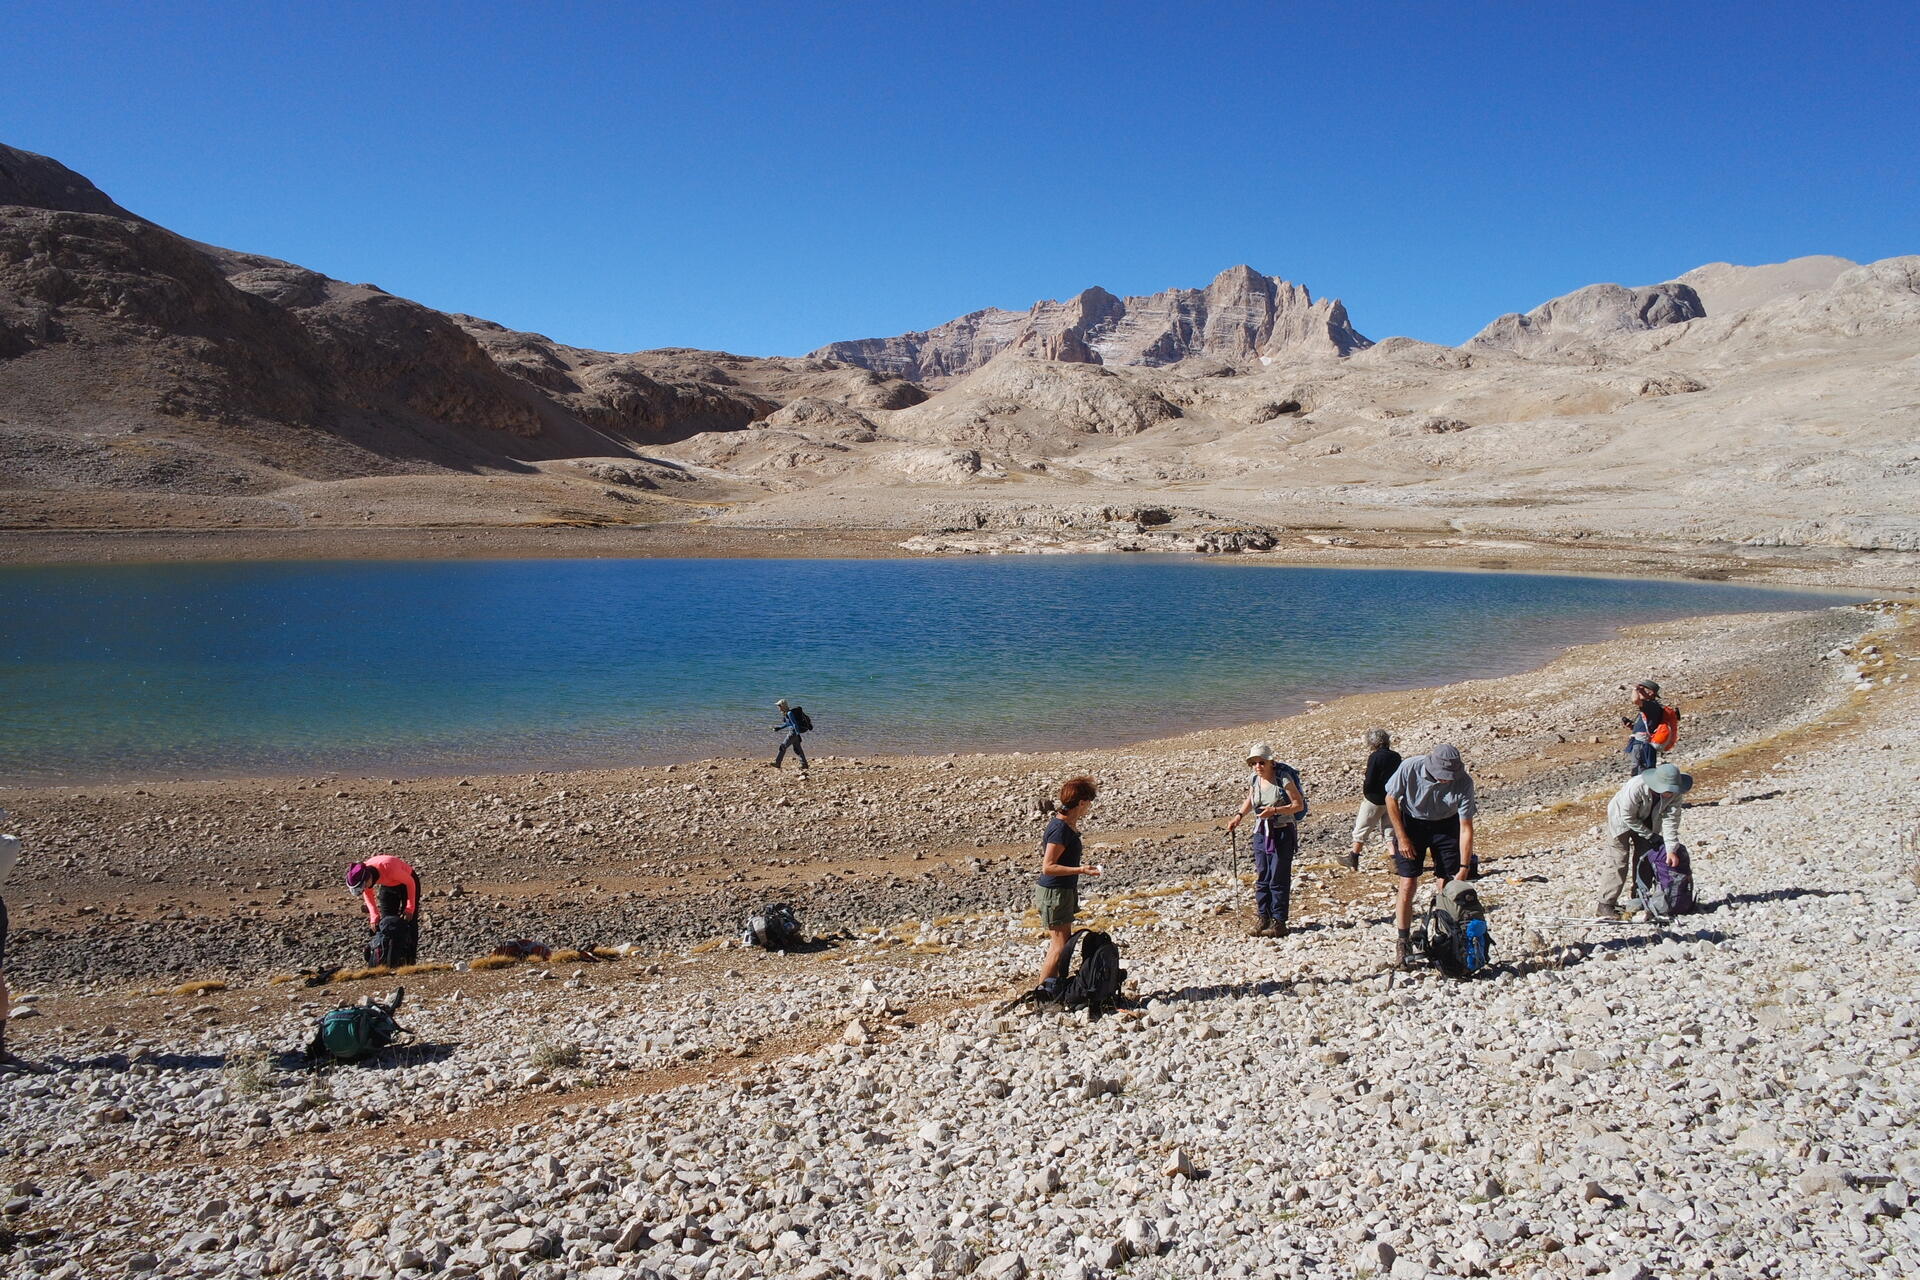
{"left": 1, "top": 141, "right": 1913, "bottom": 559}
{"left": 0, "top": 143, "right": 923, "bottom": 499}
{"left": 811, "top": 265, "right": 1371, "bottom": 384}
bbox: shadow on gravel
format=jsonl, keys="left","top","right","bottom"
{"left": 280, "top": 1042, "right": 459, "bottom": 1073}
{"left": 1500, "top": 926, "right": 1733, "bottom": 979}
{"left": 1706, "top": 887, "right": 1841, "bottom": 911}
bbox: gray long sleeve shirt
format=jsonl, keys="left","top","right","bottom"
{"left": 1606, "top": 776, "right": 1683, "bottom": 846}
{"left": 1385, "top": 755, "right": 1478, "bottom": 821}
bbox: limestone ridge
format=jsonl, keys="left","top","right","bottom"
{"left": 811, "top": 265, "right": 1373, "bottom": 384}
{"left": 1467, "top": 281, "right": 1708, "bottom": 359}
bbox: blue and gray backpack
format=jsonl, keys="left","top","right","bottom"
{"left": 1418, "top": 882, "right": 1493, "bottom": 978}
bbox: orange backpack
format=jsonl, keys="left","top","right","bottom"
{"left": 1649, "top": 703, "right": 1680, "bottom": 751}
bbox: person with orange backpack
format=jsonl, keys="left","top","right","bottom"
{"left": 1622, "top": 678, "right": 1679, "bottom": 773}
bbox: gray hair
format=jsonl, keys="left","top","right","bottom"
{"left": 1365, "top": 727, "right": 1391, "bottom": 751}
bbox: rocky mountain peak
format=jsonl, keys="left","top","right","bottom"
{"left": 811, "top": 267, "right": 1370, "bottom": 384}
{"left": 0, "top": 144, "right": 141, "bottom": 219}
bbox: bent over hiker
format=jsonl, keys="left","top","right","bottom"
{"left": 1385, "top": 743, "right": 1476, "bottom": 969}
{"left": 347, "top": 855, "right": 421, "bottom": 968}
{"left": 1035, "top": 776, "right": 1102, "bottom": 987}
{"left": 1596, "top": 762, "right": 1691, "bottom": 919}
{"left": 771, "top": 698, "right": 809, "bottom": 772}
{"left": 1226, "top": 743, "right": 1305, "bottom": 938}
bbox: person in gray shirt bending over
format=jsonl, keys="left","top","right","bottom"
{"left": 1384, "top": 743, "right": 1477, "bottom": 970}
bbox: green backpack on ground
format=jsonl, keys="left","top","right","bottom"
{"left": 307, "top": 989, "right": 408, "bottom": 1063}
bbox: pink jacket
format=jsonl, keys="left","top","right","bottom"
{"left": 360, "top": 855, "right": 419, "bottom": 925}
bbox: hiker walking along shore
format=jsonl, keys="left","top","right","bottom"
{"left": 1596, "top": 762, "right": 1692, "bottom": 919}
{"left": 1385, "top": 743, "right": 1477, "bottom": 969}
{"left": 1622, "top": 678, "right": 1678, "bottom": 774}
{"left": 1035, "top": 776, "right": 1102, "bottom": 987}
{"left": 1349, "top": 727, "right": 1402, "bottom": 870}
{"left": 1226, "top": 743, "right": 1306, "bottom": 937}
{"left": 771, "top": 698, "right": 811, "bottom": 772}
{"left": 347, "top": 855, "right": 421, "bottom": 968}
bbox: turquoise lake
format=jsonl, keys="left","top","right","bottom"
{"left": 0, "top": 557, "right": 1861, "bottom": 784}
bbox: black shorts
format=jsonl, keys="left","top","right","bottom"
{"left": 1392, "top": 813, "right": 1462, "bottom": 880}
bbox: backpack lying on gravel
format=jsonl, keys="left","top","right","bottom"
{"left": 307, "top": 988, "right": 409, "bottom": 1064}
{"left": 744, "top": 902, "right": 804, "bottom": 951}
{"left": 1635, "top": 843, "right": 1695, "bottom": 924}
{"left": 1416, "top": 881, "right": 1493, "bottom": 978}
{"left": 1022, "top": 929, "right": 1127, "bottom": 1018}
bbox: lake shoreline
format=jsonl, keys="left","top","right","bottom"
{"left": 2, "top": 521, "right": 1917, "bottom": 593}
{"left": 1, "top": 600, "right": 1903, "bottom": 992}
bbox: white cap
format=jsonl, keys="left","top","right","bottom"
{"left": 1245, "top": 742, "right": 1274, "bottom": 764}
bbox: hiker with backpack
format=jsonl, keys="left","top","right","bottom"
{"left": 1348, "top": 727, "right": 1402, "bottom": 871}
{"left": 1225, "top": 743, "right": 1306, "bottom": 938}
{"left": 1596, "top": 762, "right": 1692, "bottom": 920}
{"left": 347, "top": 855, "right": 421, "bottom": 968}
{"left": 771, "top": 698, "right": 810, "bottom": 772}
{"left": 1035, "top": 775, "right": 1102, "bottom": 985}
{"left": 1622, "top": 678, "right": 1678, "bottom": 774}
{"left": 1384, "top": 743, "right": 1477, "bottom": 969}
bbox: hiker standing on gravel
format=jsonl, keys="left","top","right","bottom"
{"left": 1348, "top": 728, "right": 1402, "bottom": 870}
{"left": 1226, "top": 744, "right": 1306, "bottom": 938}
{"left": 1621, "top": 679, "right": 1673, "bottom": 774}
{"left": 0, "top": 810, "right": 42, "bottom": 1073}
{"left": 1385, "top": 743, "right": 1477, "bottom": 968}
{"left": 1035, "top": 776, "right": 1102, "bottom": 986}
{"left": 1595, "top": 762, "right": 1691, "bottom": 919}
{"left": 771, "top": 698, "right": 809, "bottom": 773}
{"left": 347, "top": 855, "right": 421, "bottom": 967}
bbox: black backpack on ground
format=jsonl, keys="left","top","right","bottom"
{"left": 365, "top": 914, "right": 418, "bottom": 969}
{"left": 307, "top": 988, "right": 409, "bottom": 1064}
{"left": 1043, "top": 929, "right": 1126, "bottom": 1017}
{"left": 790, "top": 707, "right": 813, "bottom": 734}
{"left": 1415, "top": 881, "right": 1494, "bottom": 978}
{"left": 744, "top": 902, "right": 803, "bottom": 951}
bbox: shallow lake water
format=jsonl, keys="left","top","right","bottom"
{"left": 0, "top": 556, "right": 1862, "bottom": 783}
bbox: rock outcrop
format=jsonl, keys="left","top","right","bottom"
{"left": 1467, "top": 281, "right": 1707, "bottom": 360}
{"left": 812, "top": 265, "right": 1370, "bottom": 383}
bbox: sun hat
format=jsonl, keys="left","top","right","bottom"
{"left": 1425, "top": 742, "right": 1464, "bottom": 781}
{"left": 775, "top": 699, "right": 789, "bottom": 709}
{"left": 345, "top": 861, "right": 370, "bottom": 891}
{"left": 1639, "top": 763, "right": 1693, "bottom": 794}
{"left": 1245, "top": 742, "right": 1274, "bottom": 764}
{"left": 1636, "top": 678, "right": 1661, "bottom": 694}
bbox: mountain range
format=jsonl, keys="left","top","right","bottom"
{"left": 1, "top": 142, "right": 1914, "bottom": 556}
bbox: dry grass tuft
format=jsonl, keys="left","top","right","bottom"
{"left": 548, "top": 949, "right": 588, "bottom": 963}
{"left": 689, "top": 937, "right": 728, "bottom": 955}
{"left": 468, "top": 954, "right": 520, "bottom": 971}
{"left": 327, "top": 966, "right": 391, "bottom": 984}
{"left": 391, "top": 962, "right": 452, "bottom": 977}
{"left": 171, "top": 980, "right": 228, "bottom": 997}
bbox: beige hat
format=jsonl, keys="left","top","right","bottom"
{"left": 1245, "top": 742, "right": 1274, "bottom": 764}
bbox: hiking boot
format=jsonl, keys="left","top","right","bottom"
{"left": 1393, "top": 937, "right": 1410, "bottom": 969}
{"left": 1273, "top": 921, "right": 1290, "bottom": 938}
{"left": 1250, "top": 916, "right": 1273, "bottom": 937}
{"left": 1343, "top": 852, "right": 1360, "bottom": 871}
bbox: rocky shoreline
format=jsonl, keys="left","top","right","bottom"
{"left": 1, "top": 600, "right": 1914, "bottom": 1280}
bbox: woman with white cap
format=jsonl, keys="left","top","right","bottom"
{"left": 1226, "top": 744, "right": 1306, "bottom": 937}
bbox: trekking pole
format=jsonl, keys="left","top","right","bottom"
{"left": 1229, "top": 825, "right": 1239, "bottom": 886}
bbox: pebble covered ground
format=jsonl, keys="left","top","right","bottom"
{"left": 1, "top": 601, "right": 1915, "bottom": 1279}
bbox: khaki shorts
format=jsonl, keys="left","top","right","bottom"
{"left": 1035, "top": 883, "right": 1079, "bottom": 929}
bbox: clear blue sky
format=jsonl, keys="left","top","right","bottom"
{"left": 5, "top": 1, "right": 1915, "bottom": 356}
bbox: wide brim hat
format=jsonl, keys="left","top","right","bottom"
{"left": 1639, "top": 763, "right": 1693, "bottom": 794}
{"left": 1245, "top": 742, "right": 1274, "bottom": 764}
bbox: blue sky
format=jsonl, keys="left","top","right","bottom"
{"left": 5, "top": 1, "right": 1915, "bottom": 356}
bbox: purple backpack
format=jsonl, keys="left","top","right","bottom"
{"left": 1636, "top": 843, "right": 1695, "bottom": 922}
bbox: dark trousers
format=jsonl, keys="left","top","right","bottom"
{"left": 1253, "top": 821, "right": 1296, "bottom": 923}
{"left": 371, "top": 879, "right": 420, "bottom": 966}
{"left": 774, "top": 732, "right": 808, "bottom": 768}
